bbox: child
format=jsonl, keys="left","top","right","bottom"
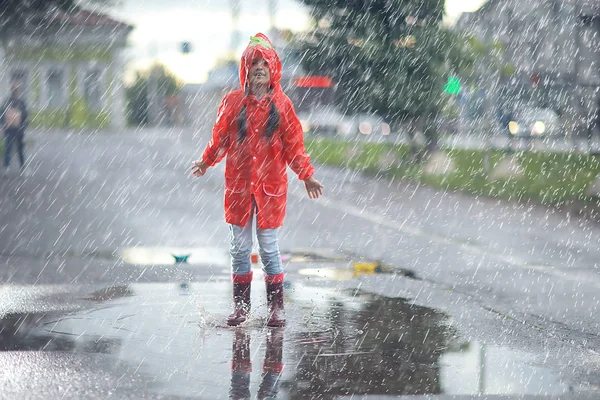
{"left": 192, "top": 33, "right": 323, "bottom": 327}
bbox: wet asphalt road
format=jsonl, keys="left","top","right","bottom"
{"left": 0, "top": 125, "right": 599, "bottom": 399}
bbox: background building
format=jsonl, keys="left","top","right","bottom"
{"left": 0, "top": 8, "right": 132, "bottom": 130}
{"left": 456, "top": 0, "right": 600, "bottom": 135}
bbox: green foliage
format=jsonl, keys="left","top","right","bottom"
{"left": 25, "top": 67, "right": 110, "bottom": 129}
{"left": 0, "top": 0, "right": 115, "bottom": 35}
{"left": 5, "top": 46, "right": 113, "bottom": 62}
{"left": 126, "top": 74, "right": 148, "bottom": 126}
{"left": 30, "top": 106, "right": 110, "bottom": 130}
{"left": 298, "top": 0, "right": 472, "bottom": 126}
{"left": 305, "top": 138, "right": 350, "bottom": 165}
{"left": 70, "top": 98, "right": 88, "bottom": 129}
{"left": 30, "top": 110, "right": 69, "bottom": 128}
{"left": 73, "top": 95, "right": 110, "bottom": 129}
{"left": 456, "top": 35, "right": 514, "bottom": 98}
{"left": 88, "top": 110, "right": 111, "bottom": 129}
{"left": 32, "top": 70, "right": 40, "bottom": 104}
{"left": 306, "top": 138, "right": 600, "bottom": 206}
{"left": 0, "top": 0, "right": 73, "bottom": 32}
{"left": 126, "top": 64, "right": 182, "bottom": 126}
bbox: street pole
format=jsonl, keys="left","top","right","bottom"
{"left": 147, "top": 65, "right": 160, "bottom": 126}
{"left": 483, "top": 94, "right": 491, "bottom": 173}
{"left": 146, "top": 42, "right": 159, "bottom": 127}
{"left": 483, "top": 38, "right": 496, "bottom": 173}
{"left": 230, "top": 0, "right": 241, "bottom": 57}
{"left": 478, "top": 342, "right": 486, "bottom": 395}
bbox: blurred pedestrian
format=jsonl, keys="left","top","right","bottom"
{"left": 191, "top": 33, "right": 323, "bottom": 327}
{"left": 1, "top": 82, "right": 28, "bottom": 173}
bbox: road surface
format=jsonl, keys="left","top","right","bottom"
{"left": 0, "top": 126, "right": 598, "bottom": 399}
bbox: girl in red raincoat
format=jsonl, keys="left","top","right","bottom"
{"left": 192, "top": 33, "right": 323, "bottom": 327}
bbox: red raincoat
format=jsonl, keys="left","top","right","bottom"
{"left": 201, "top": 33, "right": 315, "bottom": 229}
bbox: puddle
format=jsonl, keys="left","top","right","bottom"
{"left": 440, "top": 342, "right": 571, "bottom": 395}
{"left": 0, "top": 282, "right": 571, "bottom": 398}
{"left": 299, "top": 267, "right": 356, "bottom": 280}
{"left": 298, "top": 263, "right": 398, "bottom": 281}
{"left": 117, "top": 247, "right": 341, "bottom": 266}
{"left": 119, "top": 246, "right": 229, "bottom": 266}
{"left": 85, "top": 285, "right": 135, "bottom": 301}
{"left": 283, "top": 248, "right": 348, "bottom": 263}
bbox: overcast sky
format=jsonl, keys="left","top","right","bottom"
{"left": 107, "top": 0, "right": 487, "bottom": 84}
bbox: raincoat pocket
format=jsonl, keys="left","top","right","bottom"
{"left": 262, "top": 182, "right": 286, "bottom": 197}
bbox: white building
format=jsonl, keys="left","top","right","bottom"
{"left": 0, "top": 8, "right": 133, "bottom": 130}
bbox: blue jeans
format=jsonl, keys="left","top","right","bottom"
{"left": 4, "top": 129, "right": 25, "bottom": 168}
{"left": 229, "top": 200, "right": 283, "bottom": 276}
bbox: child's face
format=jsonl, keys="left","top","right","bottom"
{"left": 249, "top": 58, "right": 270, "bottom": 87}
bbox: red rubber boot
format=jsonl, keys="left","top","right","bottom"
{"left": 226, "top": 272, "right": 253, "bottom": 326}
{"left": 265, "top": 273, "right": 285, "bottom": 327}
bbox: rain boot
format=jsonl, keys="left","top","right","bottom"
{"left": 227, "top": 272, "right": 252, "bottom": 327}
{"left": 265, "top": 273, "right": 285, "bottom": 327}
{"left": 229, "top": 329, "right": 252, "bottom": 399}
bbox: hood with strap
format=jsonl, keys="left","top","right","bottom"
{"left": 239, "top": 33, "right": 282, "bottom": 94}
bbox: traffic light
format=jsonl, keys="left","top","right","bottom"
{"left": 444, "top": 76, "right": 461, "bottom": 95}
{"left": 181, "top": 41, "right": 192, "bottom": 54}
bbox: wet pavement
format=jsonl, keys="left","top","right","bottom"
{"left": 0, "top": 274, "right": 574, "bottom": 399}
{"left": 1, "top": 127, "right": 600, "bottom": 398}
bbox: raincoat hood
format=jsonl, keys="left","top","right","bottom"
{"left": 239, "top": 33, "right": 282, "bottom": 93}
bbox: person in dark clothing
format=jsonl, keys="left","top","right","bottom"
{"left": 1, "top": 82, "right": 28, "bottom": 171}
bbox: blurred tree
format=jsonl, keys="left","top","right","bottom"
{"left": 453, "top": 35, "right": 513, "bottom": 172}
{"left": 297, "top": 0, "right": 473, "bottom": 152}
{"left": 0, "top": 0, "right": 116, "bottom": 36}
{"left": 454, "top": 35, "right": 516, "bottom": 137}
{"left": 126, "top": 64, "right": 182, "bottom": 126}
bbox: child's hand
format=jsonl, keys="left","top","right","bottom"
{"left": 191, "top": 160, "right": 208, "bottom": 177}
{"left": 304, "top": 176, "right": 324, "bottom": 199}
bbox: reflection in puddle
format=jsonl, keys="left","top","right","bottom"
{"left": 230, "top": 328, "right": 284, "bottom": 399}
{"left": 0, "top": 283, "right": 571, "bottom": 398}
{"left": 440, "top": 342, "right": 570, "bottom": 395}
{"left": 287, "top": 290, "right": 446, "bottom": 396}
{"left": 0, "top": 312, "right": 122, "bottom": 353}
{"left": 299, "top": 263, "right": 397, "bottom": 281}
{"left": 298, "top": 267, "right": 356, "bottom": 280}
{"left": 288, "top": 288, "right": 569, "bottom": 397}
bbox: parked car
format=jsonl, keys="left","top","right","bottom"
{"left": 352, "top": 113, "right": 392, "bottom": 136}
{"left": 297, "top": 106, "right": 353, "bottom": 137}
{"left": 506, "top": 107, "right": 560, "bottom": 138}
{"left": 298, "top": 107, "right": 391, "bottom": 138}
